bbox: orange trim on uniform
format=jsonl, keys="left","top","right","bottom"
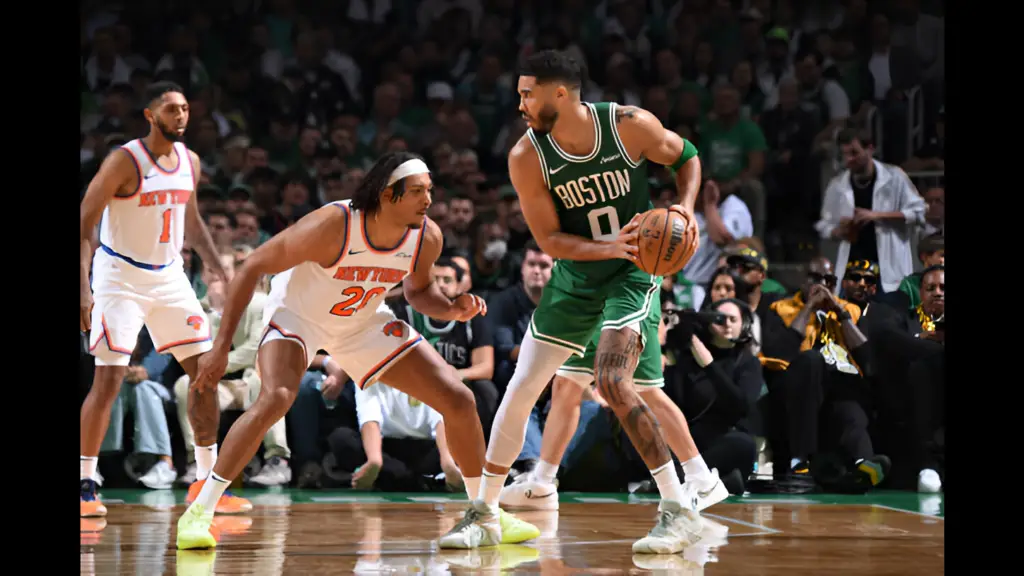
{"left": 361, "top": 213, "right": 410, "bottom": 254}
{"left": 259, "top": 321, "right": 309, "bottom": 368}
{"left": 137, "top": 140, "right": 182, "bottom": 175}
{"left": 326, "top": 203, "right": 352, "bottom": 268}
{"left": 357, "top": 335, "right": 424, "bottom": 389}
{"left": 409, "top": 218, "right": 427, "bottom": 274}
{"left": 114, "top": 147, "right": 142, "bottom": 200}
{"left": 156, "top": 336, "right": 211, "bottom": 353}
{"left": 90, "top": 316, "right": 133, "bottom": 355}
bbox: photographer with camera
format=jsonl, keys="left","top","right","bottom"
{"left": 760, "top": 256, "right": 889, "bottom": 492}
{"left": 662, "top": 299, "right": 763, "bottom": 494}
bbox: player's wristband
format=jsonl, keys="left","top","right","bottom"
{"left": 670, "top": 139, "right": 698, "bottom": 172}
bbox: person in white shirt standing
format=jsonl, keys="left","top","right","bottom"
{"left": 79, "top": 82, "right": 251, "bottom": 519}
{"left": 326, "top": 381, "right": 462, "bottom": 492}
{"left": 816, "top": 128, "right": 925, "bottom": 292}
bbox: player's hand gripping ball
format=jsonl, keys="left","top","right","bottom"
{"left": 634, "top": 206, "right": 700, "bottom": 277}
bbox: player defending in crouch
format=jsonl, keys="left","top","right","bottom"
{"left": 80, "top": 81, "right": 251, "bottom": 517}
{"left": 438, "top": 50, "right": 717, "bottom": 554}
{"left": 176, "top": 152, "right": 539, "bottom": 550}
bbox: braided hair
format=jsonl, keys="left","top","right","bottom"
{"left": 349, "top": 151, "right": 426, "bottom": 214}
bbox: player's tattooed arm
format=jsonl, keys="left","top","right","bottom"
{"left": 185, "top": 150, "right": 227, "bottom": 281}
{"left": 594, "top": 329, "right": 672, "bottom": 468}
{"left": 509, "top": 137, "right": 639, "bottom": 262}
{"left": 614, "top": 106, "right": 701, "bottom": 212}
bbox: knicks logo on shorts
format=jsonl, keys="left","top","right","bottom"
{"left": 186, "top": 315, "right": 204, "bottom": 331}
{"left": 382, "top": 320, "right": 405, "bottom": 338}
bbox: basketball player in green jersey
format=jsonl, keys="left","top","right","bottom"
{"left": 439, "top": 50, "right": 717, "bottom": 555}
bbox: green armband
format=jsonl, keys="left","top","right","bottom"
{"left": 670, "top": 139, "right": 698, "bottom": 172}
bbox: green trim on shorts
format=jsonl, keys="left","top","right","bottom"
{"left": 634, "top": 378, "right": 665, "bottom": 386}
{"left": 601, "top": 276, "right": 660, "bottom": 330}
{"left": 529, "top": 318, "right": 588, "bottom": 356}
{"left": 558, "top": 366, "right": 594, "bottom": 375}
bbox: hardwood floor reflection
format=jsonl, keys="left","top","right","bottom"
{"left": 81, "top": 498, "right": 944, "bottom": 575}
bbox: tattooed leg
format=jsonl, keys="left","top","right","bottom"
{"left": 594, "top": 328, "right": 672, "bottom": 469}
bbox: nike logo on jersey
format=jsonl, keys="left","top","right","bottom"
{"left": 349, "top": 249, "right": 366, "bottom": 255}
{"left": 395, "top": 252, "right": 414, "bottom": 258}
{"left": 144, "top": 174, "right": 157, "bottom": 180}
{"left": 600, "top": 154, "right": 620, "bottom": 163}
{"left": 524, "top": 489, "right": 555, "bottom": 499}
{"left": 548, "top": 165, "right": 566, "bottom": 175}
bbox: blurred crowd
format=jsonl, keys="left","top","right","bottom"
{"left": 80, "top": 0, "right": 945, "bottom": 496}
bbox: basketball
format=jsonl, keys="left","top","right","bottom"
{"left": 635, "top": 207, "right": 699, "bottom": 277}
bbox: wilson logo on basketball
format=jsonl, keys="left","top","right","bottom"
{"left": 662, "top": 219, "right": 686, "bottom": 262}
{"left": 382, "top": 320, "right": 405, "bottom": 338}
{"left": 186, "top": 316, "right": 204, "bottom": 331}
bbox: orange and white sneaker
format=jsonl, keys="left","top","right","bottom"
{"left": 80, "top": 479, "right": 107, "bottom": 518}
{"left": 186, "top": 480, "right": 253, "bottom": 515}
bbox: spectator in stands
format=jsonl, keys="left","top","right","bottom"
{"left": 490, "top": 241, "right": 553, "bottom": 391}
{"left": 288, "top": 353, "right": 355, "bottom": 489}
{"left": 860, "top": 265, "right": 943, "bottom": 493}
{"left": 816, "top": 128, "right": 926, "bottom": 292}
{"left": 393, "top": 259, "right": 499, "bottom": 440}
{"left": 898, "top": 233, "right": 944, "bottom": 310}
{"left": 327, "top": 381, "right": 461, "bottom": 492}
{"left": 470, "top": 219, "right": 517, "bottom": 301}
{"left": 757, "top": 27, "right": 794, "bottom": 101}
{"left": 101, "top": 331, "right": 177, "bottom": 489}
{"left": 682, "top": 180, "right": 753, "bottom": 304}
{"left": 700, "top": 85, "right": 768, "bottom": 238}
{"left": 701, "top": 267, "right": 740, "bottom": 309}
{"left": 205, "top": 208, "right": 236, "bottom": 251}
{"left": 729, "top": 240, "right": 788, "bottom": 296}
{"left": 763, "top": 256, "right": 889, "bottom": 491}
{"left": 759, "top": 76, "right": 820, "bottom": 252}
{"left": 445, "top": 194, "right": 476, "bottom": 253}
{"left": 725, "top": 247, "right": 788, "bottom": 357}
{"left": 233, "top": 204, "right": 270, "bottom": 248}
{"left": 663, "top": 299, "right": 763, "bottom": 494}
{"left": 791, "top": 49, "right": 852, "bottom": 154}
{"left": 839, "top": 259, "right": 880, "bottom": 311}
{"left": 173, "top": 252, "right": 292, "bottom": 486}
{"left": 903, "top": 106, "right": 944, "bottom": 172}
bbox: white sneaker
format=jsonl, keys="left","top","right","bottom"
{"left": 437, "top": 502, "right": 502, "bottom": 549}
{"left": 632, "top": 500, "right": 703, "bottom": 555}
{"left": 248, "top": 457, "right": 293, "bottom": 487}
{"left": 682, "top": 469, "right": 730, "bottom": 512}
{"left": 918, "top": 469, "right": 942, "bottom": 493}
{"left": 139, "top": 460, "right": 176, "bottom": 490}
{"left": 499, "top": 473, "right": 559, "bottom": 511}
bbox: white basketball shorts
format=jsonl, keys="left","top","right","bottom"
{"left": 88, "top": 251, "right": 212, "bottom": 367}
{"left": 259, "top": 303, "right": 423, "bottom": 390}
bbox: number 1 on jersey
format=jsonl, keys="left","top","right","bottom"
{"left": 587, "top": 206, "right": 621, "bottom": 241}
{"left": 159, "top": 209, "right": 172, "bottom": 244}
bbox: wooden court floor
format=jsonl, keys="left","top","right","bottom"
{"left": 81, "top": 490, "right": 944, "bottom": 575}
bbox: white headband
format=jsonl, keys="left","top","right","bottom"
{"left": 387, "top": 159, "right": 431, "bottom": 187}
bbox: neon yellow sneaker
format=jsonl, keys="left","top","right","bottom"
{"left": 440, "top": 544, "right": 540, "bottom": 571}
{"left": 499, "top": 509, "right": 541, "bottom": 544}
{"left": 176, "top": 504, "right": 217, "bottom": 550}
{"left": 176, "top": 550, "right": 217, "bottom": 576}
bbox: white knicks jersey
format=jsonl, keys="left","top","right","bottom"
{"left": 267, "top": 200, "right": 426, "bottom": 328}
{"left": 97, "top": 139, "right": 195, "bottom": 270}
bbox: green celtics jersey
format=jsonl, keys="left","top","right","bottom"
{"left": 525, "top": 101, "right": 652, "bottom": 284}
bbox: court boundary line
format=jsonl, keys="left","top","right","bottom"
{"left": 869, "top": 504, "right": 944, "bottom": 521}
{"left": 702, "top": 512, "right": 782, "bottom": 535}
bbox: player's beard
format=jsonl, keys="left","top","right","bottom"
{"left": 528, "top": 105, "right": 559, "bottom": 136}
{"left": 156, "top": 118, "right": 185, "bottom": 142}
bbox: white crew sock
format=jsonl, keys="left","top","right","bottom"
{"left": 479, "top": 471, "right": 506, "bottom": 511}
{"left": 195, "top": 444, "right": 218, "bottom": 481}
{"left": 191, "top": 471, "right": 230, "bottom": 512}
{"left": 80, "top": 456, "right": 98, "bottom": 481}
{"left": 651, "top": 462, "right": 687, "bottom": 505}
{"left": 464, "top": 477, "right": 481, "bottom": 502}
{"left": 533, "top": 460, "right": 559, "bottom": 484}
{"left": 681, "top": 455, "right": 712, "bottom": 483}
